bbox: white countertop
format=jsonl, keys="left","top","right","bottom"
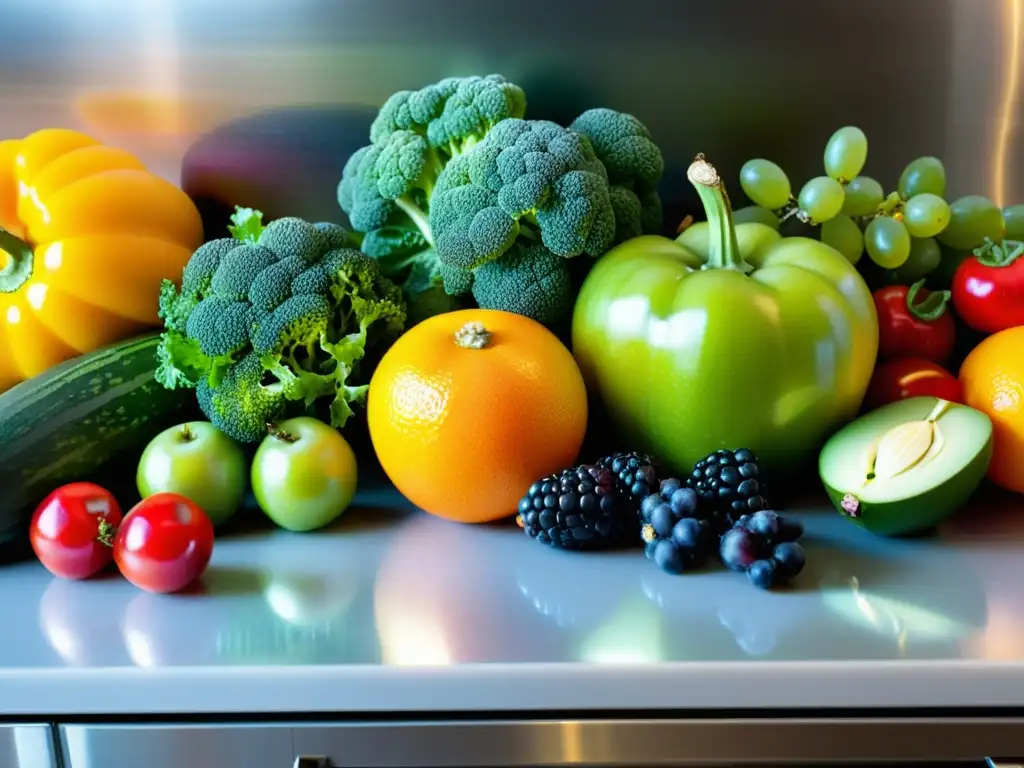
{"left": 2, "top": 480, "right": 1024, "bottom": 716}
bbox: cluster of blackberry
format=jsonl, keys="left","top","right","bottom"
{"left": 515, "top": 448, "right": 808, "bottom": 591}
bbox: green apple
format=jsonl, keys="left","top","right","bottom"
{"left": 251, "top": 417, "right": 358, "bottom": 532}
{"left": 136, "top": 421, "right": 247, "bottom": 526}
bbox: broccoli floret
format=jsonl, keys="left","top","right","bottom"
{"left": 155, "top": 207, "right": 406, "bottom": 442}
{"left": 184, "top": 296, "right": 251, "bottom": 359}
{"left": 471, "top": 242, "right": 572, "bottom": 325}
{"left": 607, "top": 186, "right": 643, "bottom": 242}
{"left": 248, "top": 255, "right": 307, "bottom": 313}
{"left": 210, "top": 245, "right": 279, "bottom": 301}
{"left": 569, "top": 108, "right": 665, "bottom": 237}
{"left": 440, "top": 262, "right": 473, "bottom": 295}
{"left": 338, "top": 145, "right": 395, "bottom": 232}
{"left": 427, "top": 75, "right": 527, "bottom": 153}
{"left": 195, "top": 351, "right": 287, "bottom": 444}
{"left": 370, "top": 81, "right": 456, "bottom": 145}
{"left": 259, "top": 217, "right": 329, "bottom": 261}
{"left": 314, "top": 221, "right": 360, "bottom": 250}
{"left": 181, "top": 237, "right": 238, "bottom": 295}
{"left": 430, "top": 119, "right": 615, "bottom": 268}
{"left": 374, "top": 131, "right": 445, "bottom": 201}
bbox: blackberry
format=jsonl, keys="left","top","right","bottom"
{"left": 721, "top": 510, "right": 807, "bottom": 591}
{"left": 688, "top": 448, "right": 769, "bottom": 531}
{"left": 597, "top": 451, "right": 660, "bottom": 507}
{"left": 639, "top": 478, "right": 713, "bottom": 574}
{"left": 516, "top": 464, "right": 634, "bottom": 551}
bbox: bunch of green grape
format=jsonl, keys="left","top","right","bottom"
{"left": 737, "top": 126, "right": 1024, "bottom": 283}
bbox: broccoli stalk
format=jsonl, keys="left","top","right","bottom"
{"left": 337, "top": 75, "right": 666, "bottom": 325}
{"left": 155, "top": 207, "right": 405, "bottom": 443}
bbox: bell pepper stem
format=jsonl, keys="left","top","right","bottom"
{"left": 973, "top": 237, "right": 1024, "bottom": 268}
{"left": 686, "top": 155, "right": 754, "bottom": 275}
{"left": 905, "top": 279, "right": 950, "bottom": 322}
{"left": 0, "top": 226, "right": 33, "bottom": 293}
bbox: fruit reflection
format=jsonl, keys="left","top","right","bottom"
{"left": 578, "top": 597, "right": 666, "bottom": 664}
{"left": 819, "top": 542, "right": 987, "bottom": 650}
{"left": 39, "top": 577, "right": 131, "bottom": 667}
{"left": 374, "top": 513, "right": 525, "bottom": 666}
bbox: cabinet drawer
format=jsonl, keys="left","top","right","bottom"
{"left": 60, "top": 724, "right": 293, "bottom": 768}
{"left": 0, "top": 724, "right": 57, "bottom": 768}
{"left": 291, "top": 718, "right": 1024, "bottom": 766}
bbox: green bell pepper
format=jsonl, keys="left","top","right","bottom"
{"left": 571, "top": 155, "right": 879, "bottom": 477}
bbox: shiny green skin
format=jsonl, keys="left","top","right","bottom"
{"left": 819, "top": 397, "right": 993, "bottom": 537}
{"left": 137, "top": 421, "right": 248, "bottom": 526}
{"left": 572, "top": 230, "right": 879, "bottom": 477}
{"left": 251, "top": 417, "right": 358, "bottom": 532}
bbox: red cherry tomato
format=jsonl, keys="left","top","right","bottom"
{"left": 30, "top": 483, "right": 122, "bottom": 579}
{"left": 951, "top": 238, "right": 1024, "bottom": 334}
{"left": 113, "top": 493, "right": 214, "bottom": 594}
{"left": 873, "top": 280, "right": 956, "bottom": 364}
{"left": 864, "top": 358, "right": 963, "bottom": 411}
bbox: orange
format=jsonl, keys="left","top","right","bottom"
{"left": 367, "top": 308, "right": 588, "bottom": 523}
{"left": 960, "top": 325, "right": 1024, "bottom": 493}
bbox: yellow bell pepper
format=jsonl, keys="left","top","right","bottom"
{"left": 0, "top": 128, "right": 203, "bottom": 391}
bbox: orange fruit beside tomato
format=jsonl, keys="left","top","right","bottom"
{"left": 367, "top": 309, "right": 588, "bottom": 524}
{"left": 959, "top": 326, "right": 1024, "bottom": 493}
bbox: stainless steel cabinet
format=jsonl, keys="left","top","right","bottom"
{"left": 59, "top": 724, "right": 294, "bottom": 768}
{"left": 58, "top": 718, "right": 1024, "bottom": 767}
{"left": 0, "top": 725, "right": 57, "bottom": 768}
{"left": 289, "top": 719, "right": 1024, "bottom": 766}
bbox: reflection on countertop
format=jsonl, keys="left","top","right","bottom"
{"left": 1, "top": 482, "right": 1023, "bottom": 671}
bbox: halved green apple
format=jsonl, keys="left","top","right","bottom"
{"left": 819, "top": 396, "right": 993, "bottom": 536}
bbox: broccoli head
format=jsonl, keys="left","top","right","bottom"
{"left": 471, "top": 242, "right": 572, "bottom": 326}
{"left": 429, "top": 118, "right": 616, "bottom": 270}
{"left": 155, "top": 206, "right": 406, "bottom": 443}
{"left": 337, "top": 75, "right": 666, "bottom": 327}
{"left": 569, "top": 108, "right": 666, "bottom": 240}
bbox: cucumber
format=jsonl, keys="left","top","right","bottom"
{"left": 0, "top": 333, "right": 198, "bottom": 551}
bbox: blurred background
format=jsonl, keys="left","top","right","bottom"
{"left": 0, "top": 0, "right": 1020, "bottom": 233}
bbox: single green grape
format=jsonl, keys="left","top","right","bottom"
{"left": 823, "top": 126, "right": 868, "bottom": 181}
{"left": 798, "top": 176, "right": 845, "bottom": 224}
{"left": 841, "top": 176, "right": 884, "bottom": 217}
{"left": 898, "top": 156, "right": 946, "bottom": 199}
{"left": 1003, "top": 203, "right": 1024, "bottom": 240}
{"left": 893, "top": 237, "right": 942, "bottom": 282}
{"left": 820, "top": 214, "right": 864, "bottom": 264}
{"left": 903, "top": 193, "right": 952, "bottom": 238}
{"left": 937, "top": 194, "right": 1005, "bottom": 250}
{"left": 733, "top": 205, "right": 781, "bottom": 229}
{"left": 739, "top": 159, "right": 792, "bottom": 211}
{"left": 865, "top": 216, "right": 911, "bottom": 268}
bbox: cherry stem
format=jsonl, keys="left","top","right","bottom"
{"left": 0, "top": 226, "right": 34, "bottom": 294}
{"left": 905, "top": 279, "right": 950, "bottom": 322}
{"left": 974, "top": 237, "right": 1024, "bottom": 268}
{"left": 96, "top": 519, "right": 116, "bottom": 548}
{"left": 266, "top": 423, "right": 299, "bottom": 443}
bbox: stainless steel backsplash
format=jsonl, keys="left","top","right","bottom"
{"left": 1, "top": 0, "right": 1020, "bottom": 229}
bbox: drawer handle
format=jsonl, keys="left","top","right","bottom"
{"left": 294, "top": 758, "right": 330, "bottom": 768}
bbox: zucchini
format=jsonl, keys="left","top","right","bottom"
{"left": 0, "top": 333, "right": 198, "bottom": 550}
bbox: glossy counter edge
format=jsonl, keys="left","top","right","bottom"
{"left": 2, "top": 661, "right": 1024, "bottom": 716}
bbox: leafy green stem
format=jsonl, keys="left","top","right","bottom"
{"left": 906, "top": 279, "right": 950, "bottom": 322}
{"left": 395, "top": 197, "right": 435, "bottom": 247}
{"left": 974, "top": 237, "right": 1024, "bottom": 268}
